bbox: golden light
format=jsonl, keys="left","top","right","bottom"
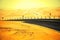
{"left": 14, "top": 0, "right": 45, "bottom": 9}
{"left": 0, "top": 0, "right": 60, "bottom": 19}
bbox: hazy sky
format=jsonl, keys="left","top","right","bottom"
{"left": 0, "top": 0, "right": 60, "bottom": 9}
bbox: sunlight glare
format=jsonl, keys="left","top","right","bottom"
{"left": 15, "top": 0, "right": 45, "bottom": 9}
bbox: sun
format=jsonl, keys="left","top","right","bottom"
{"left": 14, "top": 0, "right": 45, "bottom": 9}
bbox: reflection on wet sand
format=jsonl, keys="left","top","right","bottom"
{"left": 0, "top": 21, "right": 60, "bottom": 40}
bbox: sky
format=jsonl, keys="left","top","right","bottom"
{"left": 0, "top": 0, "right": 60, "bottom": 9}
{"left": 0, "top": 0, "right": 60, "bottom": 19}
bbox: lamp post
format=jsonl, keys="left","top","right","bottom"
{"left": 49, "top": 13, "right": 51, "bottom": 19}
